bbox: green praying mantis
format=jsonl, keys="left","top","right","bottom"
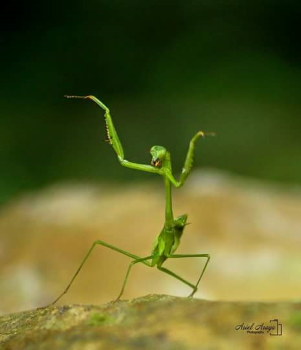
{"left": 49, "top": 95, "right": 214, "bottom": 305}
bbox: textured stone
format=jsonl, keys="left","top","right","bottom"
{"left": 0, "top": 295, "right": 300, "bottom": 350}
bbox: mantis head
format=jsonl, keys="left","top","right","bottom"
{"left": 150, "top": 146, "right": 167, "bottom": 167}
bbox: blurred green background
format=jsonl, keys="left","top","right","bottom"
{"left": 1, "top": 0, "right": 301, "bottom": 204}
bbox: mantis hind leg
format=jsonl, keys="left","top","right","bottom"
{"left": 157, "top": 266, "right": 196, "bottom": 291}
{"left": 116, "top": 255, "right": 154, "bottom": 301}
{"left": 46, "top": 240, "right": 149, "bottom": 306}
{"left": 163, "top": 253, "right": 210, "bottom": 298}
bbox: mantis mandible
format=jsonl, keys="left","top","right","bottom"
{"left": 50, "top": 95, "right": 214, "bottom": 305}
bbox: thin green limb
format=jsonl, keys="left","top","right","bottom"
{"left": 166, "top": 253, "right": 211, "bottom": 297}
{"left": 65, "top": 95, "right": 109, "bottom": 111}
{"left": 65, "top": 95, "right": 124, "bottom": 159}
{"left": 65, "top": 95, "right": 162, "bottom": 175}
{"left": 166, "top": 131, "right": 215, "bottom": 188}
{"left": 116, "top": 255, "right": 154, "bottom": 300}
{"left": 192, "top": 254, "right": 210, "bottom": 297}
{"left": 48, "top": 239, "right": 147, "bottom": 306}
{"left": 157, "top": 266, "right": 195, "bottom": 290}
{"left": 120, "top": 160, "right": 162, "bottom": 174}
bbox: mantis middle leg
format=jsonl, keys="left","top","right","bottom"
{"left": 47, "top": 240, "right": 149, "bottom": 306}
{"left": 116, "top": 255, "right": 154, "bottom": 300}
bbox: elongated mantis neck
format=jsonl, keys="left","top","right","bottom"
{"left": 164, "top": 176, "right": 174, "bottom": 227}
{"left": 163, "top": 152, "right": 174, "bottom": 227}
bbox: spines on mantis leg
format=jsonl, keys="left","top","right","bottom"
{"left": 101, "top": 105, "right": 124, "bottom": 160}
{"left": 65, "top": 95, "right": 124, "bottom": 159}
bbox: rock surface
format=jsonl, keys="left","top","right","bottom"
{"left": 0, "top": 295, "right": 300, "bottom": 350}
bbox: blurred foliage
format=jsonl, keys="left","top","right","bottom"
{"left": 1, "top": 0, "right": 301, "bottom": 204}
